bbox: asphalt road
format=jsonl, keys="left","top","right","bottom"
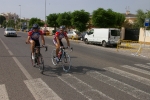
{"left": 0, "top": 28, "right": 150, "bottom": 100}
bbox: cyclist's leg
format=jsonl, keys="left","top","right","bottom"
{"left": 35, "top": 40, "right": 41, "bottom": 64}
{"left": 35, "top": 40, "right": 40, "bottom": 55}
{"left": 53, "top": 39, "right": 60, "bottom": 62}
{"left": 53, "top": 39, "right": 59, "bottom": 56}
{"left": 60, "top": 40, "right": 64, "bottom": 47}
{"left": 30, "top": 40, "right": 35, "bottom": 59}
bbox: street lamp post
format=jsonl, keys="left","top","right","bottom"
{"left": 19, "top": 5, "right": 21, "bottom": 30}
{"left": 45, "top": 0, "right": 46, "bottom": 24}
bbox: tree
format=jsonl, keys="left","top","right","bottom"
{"left": 56, "top": 12, "right": 72, "bottom": 28}
{"left": 71, "top": 10, "right": 90, "bottom": 32}
{"left": 115, "top": 13, "right": 125, "bottom": 28}
{"left": 0, "top": 15, "right": 6, "bottom": 26}
{"left": 47, "top": 13, "right": 59, "bottom": 30}
{"left": 2, "top": 20, "right": 7, "bottom": 28}
{"left": 7, "top": 20, "right": 15, "bottom": 28}
{"left": 29, "top": 18, "right": 44, "bottom": 28}
{"left": 134, "top": 9, "right": 150, "bottom": 28}
{"left": 122, "top": 19, "right": 134, "bottom": 28}
{"left": 92, "top": 8, "right": 125, "bottom": 28}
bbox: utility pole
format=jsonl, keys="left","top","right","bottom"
{"left": 19, "top": 5, "right": 21, "bottom": 30}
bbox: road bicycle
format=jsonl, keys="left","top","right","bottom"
{"left": 31, "top": 46, "right": 47, "bottom": 74}
{"left": 51, "top": 47, "right": 73, "bottom": 72}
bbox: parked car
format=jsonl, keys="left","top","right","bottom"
{"left": 78, "top": 31, "right": 87, "bottom": 41}
{"left": 67, "top": 31, "right": 81, "bottom": 40}
{"left": 42, "top": 30, "right": 50, "bottom": 35}
{"left": 4, "top": 27, "right": 17, "bottom": 37}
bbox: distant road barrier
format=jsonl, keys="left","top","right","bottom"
{"left": 117, "top": 40, "right": 141, "bottom": 54}
{"left": 117, "top": 40, "right": 150, "bottom": 57}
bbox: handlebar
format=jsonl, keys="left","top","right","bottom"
{"left": 60, "top": 47, "right": 73, "bottom": 51}
{"left": 35, "top": 46, "right": 48, "bottom": 51}
{"left": 26, "top": 42, "right": 47, "bottom": 51}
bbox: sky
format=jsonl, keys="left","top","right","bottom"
{"left": 0, "top": 0, "right": 150, "bottom": 20}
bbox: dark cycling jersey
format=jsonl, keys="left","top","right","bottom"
{"left": 28, "top": 30, "right": 43, "bottom": 47}
{"left": 28, "top": 30, "right": 43, "bottom": 40}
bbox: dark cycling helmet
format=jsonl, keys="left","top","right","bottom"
{"left": 60, "top": 26, "right": 65, "bottom": 30}
{"left": 32, "top": 24, "right": 39, "bottom": 29}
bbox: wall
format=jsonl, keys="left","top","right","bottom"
{"left": 139, "top": 28, "right": 150, "bottom": 43}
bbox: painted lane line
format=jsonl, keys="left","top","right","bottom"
{"left": 121, "top": 65, "right": 150, "bottom": 76}
{"left": 24, "top": 78, "right": 62, "bottom": 100}
{"left": 58, "top": 74, "right": 114, "bottom": 100}
{"left": 0, "top": 38, "right": 33, "bottom": 80}
{"left": 1, "top": 38, "right": 62, "bottom": 100}
{"left": 12, "top": 57, "right": 33, "bottom": 80}
{"left": 134, "top": 64, "right": 150, "bottom": 70}
{"left": 0, "top": 39, "right": 13, "bottom": 55}
{"left": 0, "top": 84, "right": 9, "bottom": 100}
{"left": 87, "top": 71, "right": 150, "bottom": 100}
{"left": 104, "top": 67, "right": 150, "bottom": 86}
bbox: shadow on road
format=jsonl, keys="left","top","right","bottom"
{"left": 42, "top": 65, "right": 106, "bottom": 77}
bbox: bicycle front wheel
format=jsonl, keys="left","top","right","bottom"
{"left": 39, "top": 57, "right": 44, "bottom": 74}
{"left": 51, "top": 49, "right": 57, "bottom": 65}
{"left": 62, "top": 52, "right": 71, "bottom": 72}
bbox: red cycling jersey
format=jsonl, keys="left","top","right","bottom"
{"left": 54, "top": 31, "right": 67, "bottom": 41}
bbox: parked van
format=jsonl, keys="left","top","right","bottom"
{"left": 84, "top": 28, "right": 121, "bottom": 47}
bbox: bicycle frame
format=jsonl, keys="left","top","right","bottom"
{"left": 31, "top": 46, "right": 47, "bottom": 74}
{"left": 51, "top": 46, "right": 73, "bottom": 72}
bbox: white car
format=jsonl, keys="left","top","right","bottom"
{"left": 67, "top": 31, "right": 80, "bottom": 40}
{"left": 4, "top": 27, "right": 17, "bottom": 37}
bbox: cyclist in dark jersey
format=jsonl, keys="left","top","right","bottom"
{"left": 53, "top": 26, "right": 70, "bottom": 61}
{"left": 26, "top": 24, "right": 45, "bottom": 60}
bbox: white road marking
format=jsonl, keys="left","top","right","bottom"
{"left": 0, "top": 38, "right": 62, "bottom": 100}
{"left": 121, "top": 65, "right": 150, "bottom": 76}
{"left": 104, "top": 67, "right": 150, "bottom": 86}
{"left": 134, "top": 64, "right": 150, "bottom": 70}
{"left": 0, "top": 84, "right": 9, "bottom": 100}
{"left": 0, "top": 38, "right": 33, "bottom": 80}
{"left": 87, "top": 71, "right": 150, "bottom": 100}
{"left": 12, "top": 57, "right": 33, "bottom": 80}
{"left": 0, "top": 39, "right": 13, "bottom": 55}
{"left": 24, "top": 78, "right": 62, "bottom": 100}
{"left": 58, "top": 74, "right": 114, "bottom": 100}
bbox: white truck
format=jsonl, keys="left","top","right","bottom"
{"left": 84, "top": 28, "right": 121, "bottom": 47}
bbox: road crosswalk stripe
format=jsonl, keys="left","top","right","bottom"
{"left": 0, "top": 84, "right": 9, "bottom": 100}
{"left": 134, "top": 64, "right": 150, "bottom": 70}
{"left": 121, "top": 65, "right": 150, "bottom": 76}
{"left": 24, "top": 78, "right": 62, "bottom": 100}
{"left": 104, "top": 67, "right": 150, "bottom": 86}
{"left": 87, "top": 71, "right": 150, "bottom": 100}
{"left": 59, "top": 74, "right": 114, "bottom": 100}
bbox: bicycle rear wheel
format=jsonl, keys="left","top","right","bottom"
{"left": 62, "top": 52, "right": 71, "bottom": 72}
{"left": 51, "top": 49, "right": 57, "bottom": 65}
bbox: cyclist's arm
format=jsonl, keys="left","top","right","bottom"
{"left": 41, "top": 35, "right": 45, "bottom": 45}
{"left": 39, "top": 30, "right": 45, "bottom": 45}
{"left": 65, "top": 36, "right": 70, "bottom": 47}
{"left": 26, "top": 32, "right": 31, "bottom": 43}
{"left": 56, "top": 37, "right": 60, "bottom": 46}
{"left": 64, "top": 32, "right": 70, "bottom": 47}
{"left": 26, "top": 36, "right": 30, "bottom": 43}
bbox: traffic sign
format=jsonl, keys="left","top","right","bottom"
{"left": 144, "top": 18, "right": 150, "bottom": 27}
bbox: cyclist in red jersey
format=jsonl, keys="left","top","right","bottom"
{"left": 26, "top": 24, "right": 45, "bottom": 60}
{"left": 53, "top": 26, "right": 70, "bottom": 61}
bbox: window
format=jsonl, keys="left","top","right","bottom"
{"left": 88, "top": 29, "right": 94, "bottom": 35}
{"left": 111, "top": 30, "right": 120, "bottom": 36}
